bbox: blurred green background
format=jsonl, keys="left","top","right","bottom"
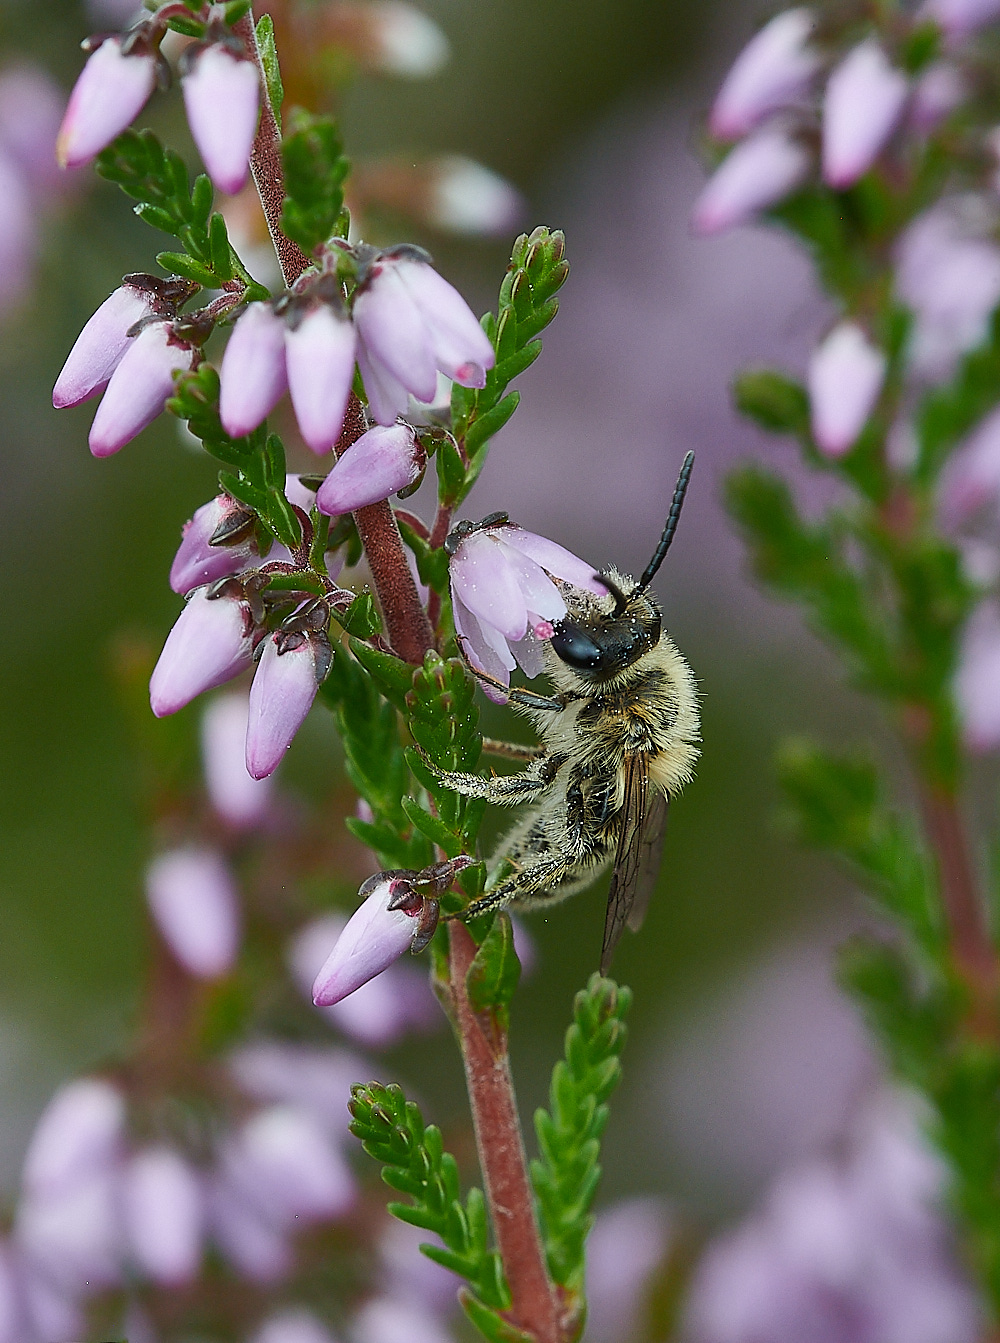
{"left": 0, "top": 0, "right": 878, "bottom": 1230}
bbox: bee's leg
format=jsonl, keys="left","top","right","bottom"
{"left": 454, "top": 639, "right": 568, "bottom": 713}
{"left": 481, "top": 737, "right": 546, "bottom": 761}
{"left": 458, "top": 856, "right": 571, "bottom": 918}
{"left": 423, "top": 750, "right": 562, "bottom": 806}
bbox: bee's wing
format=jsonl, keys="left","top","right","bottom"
{"left": 600, "top": 755, "right": 669, "bottom": 974}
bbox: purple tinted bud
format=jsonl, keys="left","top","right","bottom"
{"left": 0, "top": 67, "right": 66, "bottom": 198}
{"left": 692, "top": 128, "right": 812, "bottom": 235}
{"left": 170, "top": 493, "right": 255, "bottom": 594}
{"left": 18, "top": 1271, "right": 83, "bottom": 1343}
{"left": 312, "top": 879, "right": 422, "bottom": 1006}
{"left": 145, "top": 847, "right": 241, "bottom": 978}
{"left": 56, "top": 36, "right": 156, "bottom": 169}
{"left": 354, "top": 256, "right": 495, "bottom": 423}
{"left": 0, "top": 149, "right": 32, "bottom": 315}
{"left": 956, "top": 602, "right": 1000, "bottom": 751}
{"left": 207, "top": 1175, "right": 292, "bottom": 1283}
{"left": 122, "top": 1146, "right": 204, "bottom": 1286}
{"left": 150, "top": 585, "right": 257, "bottom": 716}
{"left": 88, "top": 320, "right": 196, "bottom": 457}
{"left": 22, "top": 1078, "right": 125, "bottom": 1197}
{"left": 201, "top": 693, "right": 274, "bottom": 829}
{"left": 822, "top": 40, "right": 909, "bottom": 189}
{"left": 251, "top": 1310, "right": 340, "bottom": 1343}
{"left": 219, "top": 302, "right": 289, "bottom": 438}
{"left": 53, "top": 282, "right": 157, "bottom": 408}
{"left": 228, "top": 1040, "right": 365, "bottom": 1132}
{"left": 290, "top": 913, "right": 439, "bottom": 1046}
{"left": 246, "top": 631, "right": 327, "bottom": 780}
{"left": 285, "top": 303, "right": 357, "bottom": 454}
{"left": 448, "top": 522, "right": 604, "bottom": 699}
{"left": 428, "top": 155, "right": 523, "bottom": 236}
{"left": 181, "top": 45, "right": 260, "bottom": 196}
{"left": 808, "top": 322, "right": 886, "bottom": 456}
{"left": 316, "top": 423, "right": 423, "bottom": 514}
{"left": 709, "top": 9, "right": 821, "bottom": 141}
{"left": 938, "top": 405, "right": 1000, "bottom": 529}
{"left": 922, "top": 0, "right": 1000, "bottom": 37}
{"left": 16, "top": 1168, "right": 123, "bottom": 1293}
{"left": 367, "top": 2, "right": 450, "bottom": 76}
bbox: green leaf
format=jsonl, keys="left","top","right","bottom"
{"left": 154, "top": 251, "right": 216, "bottom": 287}
{"left": 280, "top": 111, "right": 350, "bottom": 254}
{"left": 466, "top": 913, "right": 521, "bottom": 1016}
{"left": 458, "top": 1290, "right": 534, "bottom": 1343}
{"left": 464, "top": 391, "right": 519, "bottom": 461}
{"left": 733, "top": 369, "right": 810, "bottom": 437}
{"left": 339, "top": 592, "right": 383, "bottom": 640}
{"left": 349, "top": 637, "right": 413, "bottom": 712}
{"left": 531, "top": 974, "right": 631, "bottom": 1295}
{"left": 400, "top": 796, "right": 465, "bottom": 859}
{"left": 255, "top": 12, "right": 284, "bottom": 130}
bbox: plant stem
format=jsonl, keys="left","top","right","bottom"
{"left": 448, "top": 921, "right": 562, "bottom": 1343}
{"left": 236, "top": 8, "right": 433, "bottom": 663}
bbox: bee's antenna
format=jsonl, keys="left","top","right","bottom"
{"left": 638, "top": 451, "right": 694, "bottom": 591}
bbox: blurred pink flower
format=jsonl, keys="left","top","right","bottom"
{"left": 21, "top": 1078, "right": 125, "bottom": 1198}
{"left": 426, "top": 155, "right": 523, "bottom": 236}
{"left": 201, "top": 693, "right": 275, "bottom": 829}
{"left": 252, "top": 1309, "right": 341, "bottom": 1343}
{"left": 909, "top": 62, "right": 966, "bottom": 134}
{"left": 181, "top": 45, "right": 260, "bottom": 197}
{"left": 937, "top": 404, "right": 1000, "bottom": 530}
{"left": 122, "top": 1146, "right": 204, "bottom": 1286}
{"left": 144, "top": 847, "right": 241, "bottom": 978}
{"left": 807, "top": 321, "right": 886, "bottom": 456}
{"left": 709, "top": 9, "right": 820, "bottom": 141}
{"left": 955, "top": 601, "right": 1000, "bottom": 751}
{"left": 921, "top": 0, "right": 1000, "bottom": 38}
{"left": 351, "top": 1297, "right": 454, "bottom": 1343}
{"left": 821, "top": 39, "right": 909, "bottom": 189}
{"left": 585, "top": 1198, "right": 672, "bottom": 1343}
{"left": 692, "top": 127, "right": 812, "bottom": 236}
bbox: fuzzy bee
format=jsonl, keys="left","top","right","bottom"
{"left": 430, "top": 453, "right": 700, "bottom": 972}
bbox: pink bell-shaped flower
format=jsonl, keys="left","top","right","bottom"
{"left": 956, "top": 601, "right": 1000, "bottom": 751}
{"left": 285, "top": 303, "right": 358, "bottom": 453}
{"left": 448, "top": 521, "right": 605, "bottom": 701}
{"left": 219, "top": 301, "right": 289, "bottom": 438}
{"left": 353, "top": 253, "right": 495, "bottom": 423}
{"left": 88, "top": 319, "right": 196, "bottom": 457}
{"left": 312, "top": 876, "right": 428, "bottom": 1006}
{"left": 822, "top": 39, "right": 909, "bottom": 188}
{"left": 922, "top": 0, "right": 1000, "bottom": 38}
{"left": 201, "top": 693, "right": 275, "bottom": 829}
{"left": 315, "top": 423, "right": 423, "bottom": 513}
{"left": 181, "top": 44, "right": 260, "bottom": 196}
{"left": 149, "top": 583, "right": 258, "bottom": 716}
{"left": 692, "top": 127, "right": 812, "bottom": 235}
{"left": 53, "top": 282, "right": 158, "bottom": 408}
{"left": 170, "top": 493, "right": 256, "bottom": 595}
{"left": 246, "top": 629, "right": 332, "bottom": 780}
{"left": 56, "top": 35, "right": 157, "bottom": 169}
{"left": 145, "top": 847, "right": 241, "bottom": 978}
{"left": 808, "top": 321, "right": 887, "bottom": 456}
{"left": 121, "top": 1147, "right": 204, "bottom": 1286}
{"left": 709, "top": 9, "right": 821, "bottom": 141}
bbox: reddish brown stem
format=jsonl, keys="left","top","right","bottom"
{"left": 448, "top": 921, "right": 562, "bottom": 1343}
{"left": 238, "top": 9, "right": 433, "bottom": 663}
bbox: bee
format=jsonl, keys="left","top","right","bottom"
{"left": 429, "top": 452, "right": 700, "bottom": 972}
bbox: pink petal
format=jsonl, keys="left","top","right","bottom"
{"left": 353, "top": 261, "right": 438, "bottom": 402}
{"left": 449, "top": 530, "right": 528, "bottom": 640}
{"left": 88, "top": 321, "right": 194, "bottom": 456}
{"left": 285, "top": 305, "right": 357, "bottom": 453}
{"left": 145, "top": 847, "right": 241, "bottom": 978}
{"left": 219, "top": 302, "right": 288, "bottom": 438}
{"left": 822, "top": 40, "right": 909, "bottom": 189}
{"left": 692, "top": 128, "right": 812, "bottom": 235}
{"left": 315, "top": 423, "right": 420, "bottom": 514}
{"left": 808, "top": 322, "right": 886, "bottom": 456}
{"left": 709, "top": 9, "right": 821, "bottom": 141}
{"left": 245, "top": 634, "right": 322, "bottom": 779}
{"left": 312, "top": 881, "right": 419, "bottom": 1006}
{"left": 53, "top": 283, "right": 156, "bottom": 408}
{"left": 182, "top": 46, "right": 259, "bottom": 196}
{"left": 56, "top": 37, "right": 156, "bottom": 169}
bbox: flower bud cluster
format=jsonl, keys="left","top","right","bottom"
{"left": 218, "top": 246, "right": 494, "bottom": 454}
{"left": 695, "top": 5, "right": 999, "bottom": 237}
{"left": 57, "top": 11, "right": 260, "bottom": 198}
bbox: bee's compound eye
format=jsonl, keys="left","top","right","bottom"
{"left": 550, "top": 620, "right": 603, "bottom": 670}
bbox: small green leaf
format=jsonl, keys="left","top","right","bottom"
{"left": 401, "top": 796, "right": 464, "bottom": 858}
{"left": 154, "top": 251, "right": 216, "bottom": 286}
{"left": 255, "top": 13, "right": 284, "bottom": 129}
{"left": 466, "top": 912, "right": 521, "bottom": 1015}
{"left": 280, "top": 111, "right": 350, "bottom": 254}
{"left": 458, "top": 1290, "right": 534, "bottom": 1343}
{"left": 209, "top": 212, "right": 233, "bottom": 281}
{"left": 733, "top": 369, "right": 810, "bottom": 437}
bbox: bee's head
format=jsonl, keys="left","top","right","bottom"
{"left": 549, "top": 452, "right": 693, "bottom": 681}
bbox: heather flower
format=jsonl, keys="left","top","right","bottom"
{"left": 585, "top": 1199, "right": 672, "bottom": 1343}
{"left": 922, "top": 0, "right": 1000, "bottom": 38}
{"left": 0, "top": 148, "right": 31, "bottom": 315}
{"left": 144, "top": 847, "right": 241, "bottom": 978}
{"left": 0, "top": 66, "right": 67, "bottom": 198}
{"left": 821, "top": 39, "right": 909, "bottom": 189}
{"left": 228, "top": 1040, "right": 365, "bottom": 1134}
{"left": 312, "top": 875, "right": 431, "bottom": 1006}
{"left": 316, "top": 423, "right": 424, "bottom": 514}
{"left": 910, "top": 62, "right": 966, "bottom": 133}
{"left": 21, "top": 1079, "right": 125, "bottom": 1198}
{"left": 88, "top": 319, "right": 197, "bottom": 457}
{"left": 201, "top": 693, "right": 275, "bottom": 829}
{"left": 353, "top": 252, "right": 495, "bottom": 423}
{"left": 170, "top": 493, "right": 257, "bottom": 594}
{"left": 709, "top": 9, "right": 821, "bottom": 141}
{"left": 425, "top": 155, "right": 523, "bottom": 236}
{"left": 447, "top": 520, "right": 605, "bottom": 701}
{"left": 207, "top": 1173, "right": 293, "bottom": 1283}
{"left": 220, "top": 1104, "right": 355, "bottom": 1225}
{"left": 351, "top": 1297, "right": 454, "bottom": 1343}
{"left": 149, "top": 583, "right": 258, "bottom": 717}
{"left": 364, "top": 2, "right": 450, "bottom": 76}
{"left": 289, "top": 913, "right": 439, "bottom": 1047}
{"left": 938, "top": 404, "right": 1000, "bottom": 530}
{"left": 285, "top": 301, "right": 358, "bottom": 453}
{"left": 808, "top": 321, "right": 887, "bottom": 456}
{"left": 895, "top": 198, "right": 1000, "bottom": 379}
{"left": 252, "top": 1309, "right": 340, "bottom": 1343}
{"left": 52, "top": 282, "right": 158, "bottom": 408}
{"left": 218, "top": 301, "right": 289, "bottom": 438}
{"left": 16, "top": 1166, "right": 123, "bottom": 1294}
{"left": 692, "top": 127, "right": 812, "bottom": 236}
{"left": 56, "top": 35, "right": 157, "bottom": 169}
{"left": 181, "top": 44, "right": 260, "bottom": 197}
{"left": 246, "top": 627, "right": 332, "bottom": 780}
{"left": 121, "top": 1146, "right": 204, "bottom": 1286}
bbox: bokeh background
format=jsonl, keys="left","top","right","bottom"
{"left": 0, "top": 0, "right": 887, "bottom": 1260}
